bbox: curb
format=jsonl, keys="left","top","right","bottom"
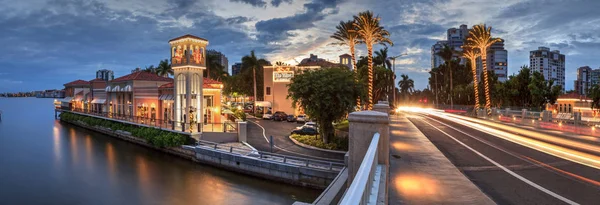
{"left": 288, "top": 135, "right": 347, "bottom": 154}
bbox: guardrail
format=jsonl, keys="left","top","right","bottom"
{"left": 339, "top": 133, "right": 381, "bottom": 205}
{"left": 196, "top": 140, "right": 345, "bottom": 171}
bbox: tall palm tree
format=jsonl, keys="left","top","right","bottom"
{"left": 374, "top": 47, "right": 392, "bottom": 69}
{"left": 461, "top": 45, "right": 481, "bottom": 111}
{"left": 398, "top": 74, "right": 414, "bottom": 103}
{"left": 354, "top": 11, "right": 393, "bottom": 110}
{"left": 467, "top": 24, "right": 501, "bottom": 115}
{"left": 436, "top": 44, "right": 456, "bottom": 109}
{"left": 242, "top": 50, "right": 269, "bottom": 112}
{"left": 275, "top": 61, "right": 286, "bottom": 66}
{"left": 156, "top": 59, "right": 172, "bottom": 77}
{"left": 331, "top": 20, "right": 362, "bottom": 109}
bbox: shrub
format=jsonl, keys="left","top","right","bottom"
{"left": 290, "top": 134, "right": 348, "bottom": 151}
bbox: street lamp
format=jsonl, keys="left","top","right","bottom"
{"left": 388, "top": 53, "right": 408, "bottom": 106}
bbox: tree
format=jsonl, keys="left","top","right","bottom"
{"left": 287, "top": 67, "right": 363, "bottom": 143}
{"left": 590, "top": 84, "right": 600, "bottom": 114}
{"left": 241, "top": 50, "right": 269, "bottom": 107}
{"left": 144, "top": 65, "right": 156, "bottom": 73}
{"left": 156, "top": 59, "right": 172, "bottom": 77}
{"left": 462, "top": 45, "right": 481, "bottom": 110}
{"left": 206, "top": 52, "right": 228, "bottom": 81}
{"left": 354, "top": 11, "right": 393, "bottom": 110}
{"left": 332, "top": 20, "right": 363, "bottom": 109}
{"left": 374, "top": 47, "right": 392, "bottom": 69}
{"left": 467, "top": 24, "right": 501, "bottom": 115}
{"left": 435, "top": 44, "right": 457, "bottom": 108}
{"left": 529, "top": 71, "right": 562, "bottom": 110}
{"left": 398, "top": 74, "right": 414, "bottom": 103}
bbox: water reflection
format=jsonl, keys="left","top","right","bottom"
{"left": 69, "top": 128, "right": 78, "bottom": 164}
{"left": 53, "top": 124, "right": 62, "bottom": 164}
{"left": 85, "top": 135, "right": 93, "bottom": 172}
{"left": 105, "top": 143, "right": 116, "bottom": 184}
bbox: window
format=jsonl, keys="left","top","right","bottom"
{"left": 266, "top": 87, "right": 271, "bottom": 95}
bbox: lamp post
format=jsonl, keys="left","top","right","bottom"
{"left": 388, "top": 53, "right": 408, "bottom": 106}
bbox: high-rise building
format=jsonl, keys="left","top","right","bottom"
{"left": 231, "top": 63, "right": 242, "bottom": 76}
{"left": 207, "top": 50, "right": 229, "bottom": 72}
{"left": 529, "top": 47, "right": 566, "bottom": 91}
{"left": 431, "top": 41, "right": 447, "bottom": 69}
{"left": 96, "top": 69, "right": 114, "bottom": 81}
{"left": 476, "top": 39, "right": 508, "bottom": 82}
{"left": 574, "top": 66, "right": 592, "bottom": 95}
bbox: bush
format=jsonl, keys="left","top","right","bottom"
{"left": 59, "top": 112, "right": 196, "bottom": 147}
{"left": 334, "top": 120, "right": 349, "bottom": 132}
{"left": 291, "top": 134, "right": 348, "bottom": 151}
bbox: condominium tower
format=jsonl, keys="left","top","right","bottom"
{"left": 529, "top": 47, "right": 566, "bottom": 91}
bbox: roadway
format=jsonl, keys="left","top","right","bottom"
{"left": 404, "top": 111, "right": 600, "bottom": 205}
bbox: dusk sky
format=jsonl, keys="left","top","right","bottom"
{"left": 1, "top": 0, "right": 599, "bottom": 92}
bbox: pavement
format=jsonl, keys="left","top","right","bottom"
{"left": 406, "top": 113, "right": 600, "bottom": 205}
{"left": 245, "top": 115, "right": 345, "bottom": 161}
{"left": 388, "top": 114, "right": 495, "bottom": 205}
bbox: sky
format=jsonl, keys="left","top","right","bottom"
{"left": 1, "top": 0, "right": 600, "bottom": 93}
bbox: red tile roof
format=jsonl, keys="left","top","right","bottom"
{"left": 297, "top": 61, "right": 342, "bottom": 67}
{"left": 158, "top": 78, "right": 222, "bottom": 89}
{"left": 112, "top": 71, "right": 173, "bottom": 82}
{"left": 89, "top": 78, "right": 106, "bottom": 82}
{"left": 64, "top": 79, "right": 89, "bottom": 86}
{"left": 558, "top": 93, "right": 591, "bottom": 100}
{"left": 169, "top": 34, "right": 208, "bottom": 42}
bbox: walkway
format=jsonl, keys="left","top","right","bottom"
{"left": 388, "top": 114, "right": 495, "bottom": 205}
{"left": 245, "top": 115, "right": 345, "bottom": 161}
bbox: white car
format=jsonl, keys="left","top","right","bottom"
{"left": 304, "top": 121, "right": 317, "bottom": 128}
{"left": 296, "top": 114, "right": 307, "bottom": 123}
{"left": 262, "top": 112, "right": 272, "bottom": 120}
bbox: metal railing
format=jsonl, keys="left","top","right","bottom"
{"left": 65, "top": 108, "right": 237, "bottom": 133}
{"left": 196, "top": 141, "right": 345, "bottom": 171}
{"left": 340, "top": 133, "right": 381, "bottom": 205}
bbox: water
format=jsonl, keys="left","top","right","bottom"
{"left": 0, "top": 98, "right": 319, "bottom": 205}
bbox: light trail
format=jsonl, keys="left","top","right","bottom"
{"left": 398, "top": 107, "right": 600, "bottom": 170}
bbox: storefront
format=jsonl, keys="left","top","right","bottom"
{"left": 262, "top": 65, "right": 320, "bottom": 115}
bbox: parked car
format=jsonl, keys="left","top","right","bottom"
{"left": 262, "top": 111, "right": 272, "bottom": 120}
{"left": 291, "top": 125, "right": 318, "bottom": 135}
{"left": 272, "top": 111, "right": 288, "bottom": 121}
{"left": 286, "top": 115, "right": 296, "bottom": 122}
{"left": 296, "top": 114, "right": 307, "bottom": 123}
{"left": 304, "top": 121, "right": 317, "bottom": 128}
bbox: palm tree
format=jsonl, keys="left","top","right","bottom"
{"left": 435, "top": 44, "right": 456, "bottom": 109}
{"left": 461, "top": 45, "right": 481, "bottom": 111}
{"left": 374, "top": 47, "right": 392, "bottom": 69}
{"left": 354, "top": 11, "right": 393, "bottom": 110}
{"left": 398, "top": 74, "right": 414, "bottom": 104}
{"left": 467, "top": 24, "right": 501, "bottom": 115}
{"left": 331, "top": 20, "right": 362, "bottom": 109}
{"left": 275, "top": 61, "right": 286, "bottom": 66}
{"left": 242, "top": 50, "right": 269, "bottom": 112}
{"left": 156, "top": 59, "right": 172, "bottom": 77}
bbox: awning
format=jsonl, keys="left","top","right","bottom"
{"left": 105, "top": 86, "right": 111, "bottom": 92}
{"left": 122, "top": 85, "right": 132, "bottom": 92}
{"left": 73, "top": 91, "right": 84, "bottom": 101}
{"left": 91, "top": 99, "right": 106, "bottom": 104}
{"left": 255, "top": 101, "right": 272, "bottom": 107}
{"left": 112, "top": 85, "right": 120, "bottom": 92}
{"left": 222, "top": 109, "right": 234, "bottom": 114}
{"left": 159, "top": 94, "right": 174, "bottom": 100}
{"left": 60, "top": 97, "right": 73, "bottom": 103}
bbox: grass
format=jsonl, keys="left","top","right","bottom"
{"left": 334, "top": 120, "right": 349, "bottom": 132}
{"left": 291, "top": 134, "right": 348, "bottom": 151}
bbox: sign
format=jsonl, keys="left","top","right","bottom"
{"left": 273, "top": 71, "right": 294, "bottom": 82}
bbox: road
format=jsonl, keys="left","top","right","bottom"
{"left": 246, "top": 118, "right": 345, "bottom": 161}
{"left": 404, "top": 111, "right": 600, "bottom": 205}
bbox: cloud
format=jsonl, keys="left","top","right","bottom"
{"left": 271, "top": 0, "right": 293, "bottom": 7}
{"left": 230, "top": 0, "right": 267, "bottom": 8}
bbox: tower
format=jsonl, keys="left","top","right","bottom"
{"left": 169, "top": 34, "right": 208, "bottom": 133}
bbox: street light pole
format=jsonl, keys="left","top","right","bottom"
{"left": 389, "top": 53, "right": 408, "bottom": 106}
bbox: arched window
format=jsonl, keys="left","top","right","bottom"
{"left": 192, "top": 73, "right": 201, "bottom": 94}
{"left": 177, "top": 74, "right": 186, "bottom": 95}
{"left": 568, "top": 104, "right": 572, "bottom": 113}
{"left": 559, "top": 104, "right": 562, "bottom": 112}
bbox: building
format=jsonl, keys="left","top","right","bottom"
{"left": 262, "top": 65, "right": 321, "bottom": 115}
{"left": 207, "top": 50, "right": 229, "bottom": 72}
{"left": 476, "top": 39, "right": 508, "bottom": 82}
{"left": 573, "top": 66, "right": 600, "bottom": 96}
{"left": 431, "top": 41, "right": 447, "bottom": 69}
{"left": 530, "top": 47, "right": 566, "bottom": 91}
{"left": 96, "top": 69, "right": 114, "bottom": 81}
{"left": 339, "top": 54, "right": 352, "bottom": 70}
{"left": 60, "top": 79, "right": 91, "bottom": 110}
{"left": 231, "top": 63, "right": 242, "bottom": 76}
{"left": 299, "top": 54, "right": 327, "bottom": 64}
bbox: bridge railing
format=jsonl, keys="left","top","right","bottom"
{"left": 339, "top": 133, "right": 381, "bottom": 205}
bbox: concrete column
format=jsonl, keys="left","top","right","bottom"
{"left": 186, "top": 71, "right": 191, "bottom": 130}
{"left": 491, "top": 108, "right": 497, "bottom": 117}
{"left": 522, "top": 109, "right": 527, "bottom": 120}
{"left": 373, "top": 103, "right": 390, "bottom": 114}
{"left": 238, "top": 121, "right": 247, "bottom": 142}
{"left": 505, "top": 108, "right": 510, "bottom": 116}
{"left": 542, "top": 110, "right": 552, "bottom": 122}
{"left": 347, "top": 110, "right": 389, "bottom": 183}
{"left": 574, "top": 112, "right": 582, "bottom": 125}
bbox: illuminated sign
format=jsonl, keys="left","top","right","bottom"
{"left": 273, "top": 71, "right": 294, "bottom": 82}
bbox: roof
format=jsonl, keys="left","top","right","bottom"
{"left": 168, "top": 34, "right": 208, "bottom": 42}
{"left": 89, "top": 78, "right": 106, "bottom": 82}
{"left": 158, "top": 78, "right": 223, "bottom": 89}
{"left": 64, "top": 79, "right": 89, "bottom": 86}
{"left": 111, "top": 71, "right": 173, "bottom": 82}
{"left": 557, "top": 93, "right": 591, "bottom": 101}
{"left": 297, "top": 60, "right": 342, "bottom": 67}
{"left": 339, "top": 53, "right": 352, "bottom": 57}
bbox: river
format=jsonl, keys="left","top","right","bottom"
{"left": 0, "top": 98, "right": 319, "bottom": 205}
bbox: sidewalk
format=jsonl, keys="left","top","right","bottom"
{"left": 388, "top": 114, "right": 495, "bottom": 205}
